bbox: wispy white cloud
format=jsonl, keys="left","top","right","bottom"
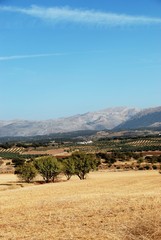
{"left": 0, "top": 53, "right": 68, "bottom": 61}
{"left": 0, "top": 51, "right": 104, "bottom": 61}
{"left": 0, "top": 5, "right": 161, "bottom": 27}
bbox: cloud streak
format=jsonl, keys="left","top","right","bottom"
{"left": 0, "top": 5, "right": 161, "bottom": 27}
{"left": 0, "top": 51, "right": 104, "bottom": 61}
{"left": 0, "top": 53, "right": 69, "bottom": 61}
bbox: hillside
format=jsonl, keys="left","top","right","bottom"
{"left": 1, "top": 106, "right": 161, "bottom": 137}
{"left": 115, "top": 106, "right": 161, "bottom": 130}
{"left": 0, "top": 107, "right": 139, "bottom": 137}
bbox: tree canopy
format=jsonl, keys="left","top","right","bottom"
{"left": 34, "top": 156, "right": 62, "bottom": 183}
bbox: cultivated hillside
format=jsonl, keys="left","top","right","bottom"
{"left": 0, "top": 107, "right": 139, "bottom": 137}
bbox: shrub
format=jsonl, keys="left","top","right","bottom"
{"left": 6, "top": 162, "right": 11, "bottom": 165}
{"left": 15, "top": 162, "right": 37, "bottom": 183}
{"left": 12, "top": 157, "right": 26, "bottom": 167}
{"left": 137, "top": 158, "right": 144, "bottom": 164}
{"left": 152, "top": 165, "right": 157, "bottom": 170}
{"left": 144, "top": 165, "right": 150, "bottom": 170}
{"left": 138, "top": 166, "right": 144, "bottom": 170}
{"left": 96, "top": 152, "right": 116, "bottom": 164}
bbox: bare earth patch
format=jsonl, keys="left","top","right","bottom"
{"left": 23, "top": 148, "right": 70, "bottom": 157}
{"left": 0, "top": 171, "right": 161, "bottom": 239}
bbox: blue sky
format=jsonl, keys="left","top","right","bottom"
{"left": 0, "top": 0, "right": 161, "bottom": 120}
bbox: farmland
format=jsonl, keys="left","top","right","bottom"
{"left": 0, "top": 171, "right": 161, "bottom": 240}
{"left": 95, "top": 136, "right": 161, "bottom": 152}
{"left": 1, "top": 136, "right": 161, "bottom": 175}
{"left": 0, "top": 135, "right": 161, "bottom": 239}
{"left": 1, "top": 135, "right": 161, "bottom": 155}
{"left": 0, "top": 147, "right": 23, "bottom": 154}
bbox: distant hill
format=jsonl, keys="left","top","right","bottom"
{"left": 114, "top": 106, "right": 161, "bottom": 131}
{"left": 0, "top": 106, "right": 161, "bottom": 137}
{"left": 0, "top": 107, "right": 139, "bottom": 137}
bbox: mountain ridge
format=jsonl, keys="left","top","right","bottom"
{"left": 0, "top": 106, "right": 161, "bottom": 137}
{"left": 114, "top": 106, "right": 161, "bottom": 131}
{"left": 0, "top": 107, "right": 140, "bottom": 137}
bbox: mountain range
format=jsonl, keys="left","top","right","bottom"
{"left": 0, "top": 106, "right": 161, "bottom": 137}
{"left": 114, "top": 106, "right": 161, "bottom": 131}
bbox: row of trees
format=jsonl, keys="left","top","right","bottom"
{"left": 15, "top": 152, "right": 100, "bottom": 183}
{"left": 96, "top": 152, "right": 143, "bottom": 164}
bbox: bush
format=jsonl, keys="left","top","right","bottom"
{"left": 137, "top": 158, "right": 144, "bottom": 164}
{"left": 152, "top": 165, "right": 158, "bottom": 170}
{"left": 144, "top": 165, "right": 150, "bottom": 170}
{"left": 138, "top": 166, "right": 144, "bottom": 170}
{"left": 15, "top": 163, "right": 37, "bottom": 183}
{"left": 6, "top": 162, "right": 11, "bottom": 165}
{"left": 12, "top": 157, "right": 26, "bottom": 167}
{"left": 96, "top": 152, "right": 116, "bottom": 164}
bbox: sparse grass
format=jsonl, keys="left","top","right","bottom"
{"left": 0, "top": 171, "right": 161, "bottom": 239}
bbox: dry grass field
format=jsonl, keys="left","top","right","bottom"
{"left": 0, "top": 171, "right": 161, "bottom": 240}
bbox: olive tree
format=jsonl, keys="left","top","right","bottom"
{"left": 34, "top": 156, "right": 62, "bottom": 183}
{"left": 62, "top": 157, "right": 76, "bottom": 180}
{"left": 70, "top": 152, "right": 100, "bottom": 180}
{"left": 15, "top": 162, "right": 37, "bottom": 183}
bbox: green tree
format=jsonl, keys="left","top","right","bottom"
{"left": 62, "top": 157, "right": 75, "bottom": 180}
{"left": 12, "top": 157, "right": 26, "bottom": 167}
{"left": 137, "top": 157, "right": 144, "bottom": 164}
{"left": 71, "top": 152, "right": 99, "bottom": 180}
{"left": 96, "top": 152, "right": 116, "bottom": 164}
{"left": 15, "top": 162, "right": 37, "bottom": 183}
{"left": 34, "top": 156, "right": 62, "bottom": 183}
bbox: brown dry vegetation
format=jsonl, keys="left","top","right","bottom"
{"left": 0, "top": 171, "right": 161, "bottom": 240}
{"left": 22, "top": 148, "right": 71, "bottom": 157}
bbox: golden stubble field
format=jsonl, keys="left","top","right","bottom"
{"left": 0, "top": 171, "right": 161, "bottom": 240}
